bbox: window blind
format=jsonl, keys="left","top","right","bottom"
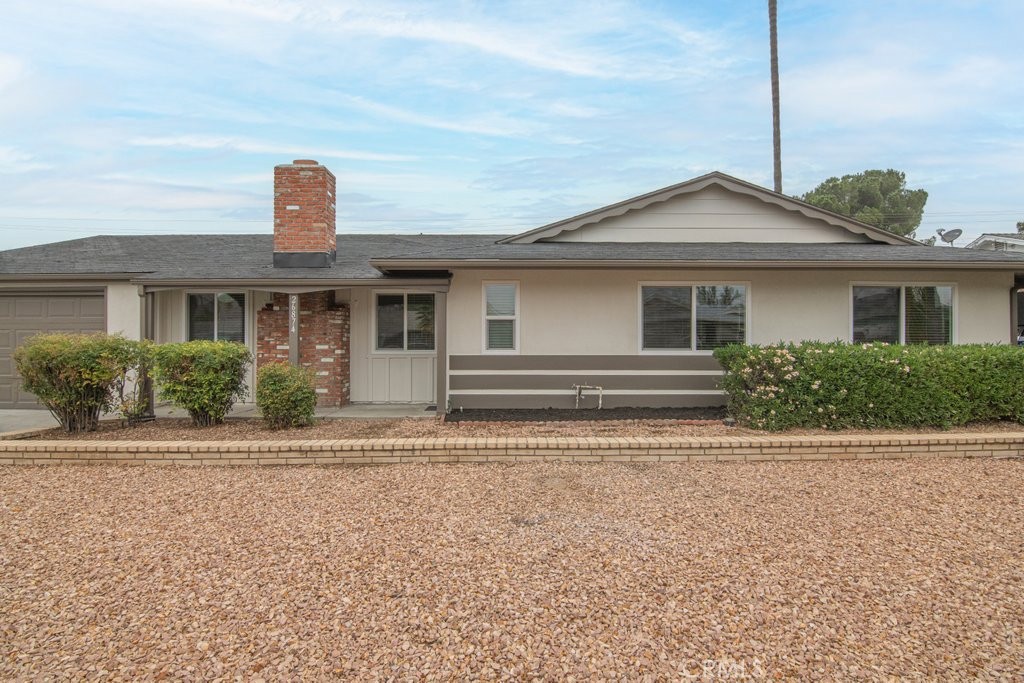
{"left": 187, "top": 294, "right": 215, "bottom": 341}
{"left": 406, "top": 293, "right": 435, "bottom": 351}
{"left": 485, "top": 284, "right": 517, "bottom": 350}
{"left": 852, "top": 287, "right": 900, "bottom": 343}
{"left": 376, "top": 294, "right": 405, "bottom": 350}
{"left": 216, "top": 293, "right": 245, "bottom": 343}
{"left": 696, "top": 285, "right": 746, "bottom": 350}
{"left": 642, "top": 286, "right": 691, "bottom": 349}
{"left": 485, "top": 284, "right": 516, "bottom": 316}
{"left": 905, "top": 286, "right": 952, "bottom": 344}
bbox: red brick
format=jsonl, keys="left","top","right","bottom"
{"left": 256, "top": 291, "right": 350, "bottom": 407}
{"left": 273, "top": 160, "right": 336, "bottom": 256}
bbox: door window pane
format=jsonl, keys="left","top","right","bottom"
{"left": 696, "top": 286, "right": 746, "bottom": 350}
{"left": 905, "top": 286, "right": 953, "bottom": 344}
{"left": 188, "top": 294, "right": 215, "bottom": 341}
{"left": 376, "top": 294, "right": 405, "bottom": 350}
{"left": 406, "top": 293, "right": 435, "bottom": 351}
{"left": 853, "top": 287, "right": 900, "bottom": 343}
{"left": 642, "top": 286, "right": 691, "bottom": 349}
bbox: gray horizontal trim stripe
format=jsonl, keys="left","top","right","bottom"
{"left": 449, "top": 374, "right": 722, "bottom": 391}
{"left": 449, "top": 354, "right": 723, "bottom": 372}
{"left": 449, "top": 394, "right": 727, "bottom": 410}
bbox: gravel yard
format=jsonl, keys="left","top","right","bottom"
{"left": 2, "top": 461, "right": 1023, "bottom": 679}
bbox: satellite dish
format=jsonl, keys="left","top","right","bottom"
{"left": 936, "top": 228, "right": 963, "bottom": 246}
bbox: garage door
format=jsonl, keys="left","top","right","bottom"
{"left": 0, "top": 291, "right": 106, "bottom": 408}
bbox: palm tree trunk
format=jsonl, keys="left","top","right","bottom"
{"left": 769, "top": 0, "right": 782, "bottom": 193}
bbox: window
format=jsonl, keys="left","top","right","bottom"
{"left": 375, "top": 292, "right": 435, "bottom": 351}
{"left": 484, "top": 282, "right": 518, "bottom": 351}
{"left": 188, "top": 292, "right": 246, "bottom": 342}
{"left": 852, "top": 285, "right": 953, "bottom": 344}
{"left": 640, "top": 284, "right": 746, "bottom": 351}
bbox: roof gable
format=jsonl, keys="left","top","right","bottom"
{"left": 500, "top": 171, "right": 919, "bottom": 246}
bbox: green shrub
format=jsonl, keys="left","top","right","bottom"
{"left": 152, "top": 340, "right": 251, "bottom": 427}
{"left": 13, "top": 333, "right": 144, "bottom": 433}
{"left": 714, "top": 341, "right": 1024, "bottom": 431}
{"left": 256, "top": 362, "right": 318, "bottom": 429}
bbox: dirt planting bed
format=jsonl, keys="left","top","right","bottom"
{"left": 2, "top": 460, "right": 1023, "bottom": 679}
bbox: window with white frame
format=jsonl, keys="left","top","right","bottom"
{"left": 641, "top": 284, "right": 746, "bottom": 351}
{"left": 852, "top": 285, "right": 953, "bottom": 345}
{"left": 375, "top": 292, "right": 435, "bottom": 351}
{"left": 188, "top": 292, "right": 246, "bottom": 343}
{"left": 483, "top": 282, "right": 518, "bottom": 351}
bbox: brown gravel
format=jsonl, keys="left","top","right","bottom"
{"left": 22, "top": 417, "right": 1024, "bottom": 441}
{"left": 2, "top": 461, "right": 1023, "bottom": 679}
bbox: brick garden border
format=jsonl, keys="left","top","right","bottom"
{"left": 1, "top": 432, "right": 1023, "bottom": 466}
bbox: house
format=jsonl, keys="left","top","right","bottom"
{"left": 966, "top": 229, "right": 1024, "bottom": 253}
{"left": 966, "top": 227, "right": 1024, "bottom": 342}
{"left": 3, "top": 160, "right": 1024, "bottom": 412}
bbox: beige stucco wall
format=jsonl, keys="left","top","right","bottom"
{"left": 447, "top": 268, "right": 1014, "bottom": 355}
{"left": 105, "top": 283, "right": 142, "bottom": 340}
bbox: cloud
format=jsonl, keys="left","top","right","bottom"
{"left": 91, "top": 0, "right": 730, "bottom": 82}
{"left": 337, "top": 95, "right": 535, "bottom": 138}
{"left": 785, "top": 46, "right": 1013, "bottom": 125}
{"left": 128, "top": 135, "right": 416, "bottom": 162}
{"left": 8, "top": 174, "right": 267, "bottom": 212}
{"left": 0, "top": 146, "right": 53, "bottom": 174}
{"left": 0, "top": 52, "right": 25, "bottom": 90}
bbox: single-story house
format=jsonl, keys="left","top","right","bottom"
{"left": 965, "top": 228, "right": 1024, "bottom": 341}
{"left": 3, "top": 159, "right": 1024, "bottom": 412}
{"left": 966, "top": 229, "right": 1024, "bottom": 253}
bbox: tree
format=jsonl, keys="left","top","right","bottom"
{"left": 768, "top": 0, "right": 782, "bottom": 193}
{"left": 801, "top": 169, "right": 928, "bottom": 236}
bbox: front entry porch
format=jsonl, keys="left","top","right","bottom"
{"left": 143, "top": 280, "right": 449, "bottom": 412}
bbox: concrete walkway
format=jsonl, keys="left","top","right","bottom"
{"left": 0, "top": 403, "right": 435, "bottom": 436}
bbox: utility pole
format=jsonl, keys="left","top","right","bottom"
{"left": 769, "top": 0, "right": 782, "bottom": 193}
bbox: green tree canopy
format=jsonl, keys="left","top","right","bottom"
{"left": 801, "top": 169, "right": 928, "bottom": 237}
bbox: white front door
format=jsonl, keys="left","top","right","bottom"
{"left": 369, "top": 292, "right": 437, "bottom": 403}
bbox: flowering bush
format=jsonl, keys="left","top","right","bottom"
{"left": 714, "top": 342, "right": 1024, "bottom": 431}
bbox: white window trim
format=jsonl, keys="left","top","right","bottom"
{"left": 482, "top": 280, "right": 520, "bottom": 354}
{"left": 849, "top": 282, "right": 958, "bottom": 344}
{"left": 637, "top": 281, "right": 751, "bottom": 355}
{"left": 370, "top": 290, "right": 438, "bottom": 355}
{"left": 183, "top": 290, "right": 249, "bottom": 344}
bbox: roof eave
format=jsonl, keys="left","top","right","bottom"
{"left": 371, "top": 257, "right": 1024, "bottom": 271}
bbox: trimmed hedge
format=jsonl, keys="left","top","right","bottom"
{"left": 13, "top": 333, "right": 145, "bottom": 433}
{"left": 256, "top": 362, "right": 318, "bottom": 429}
{"left": 714, "top": 341, "right": 1024, "bottom": 431}
{"left": 152, "top": 341, "right": 251, "bottom": 427}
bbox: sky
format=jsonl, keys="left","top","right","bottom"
{"left": 0, "top": 0, "right": 1021, "bottom": 250}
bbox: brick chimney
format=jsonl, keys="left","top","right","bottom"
{"left": 273, "top": 159, "right": 336, "bottom": 267}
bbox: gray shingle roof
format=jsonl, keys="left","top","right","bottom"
{"left": 373, "top": 239, "right": 1024, "bottom": 266}
{"left": 2, "top": 233, "right": 1024, "bottom": 282}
